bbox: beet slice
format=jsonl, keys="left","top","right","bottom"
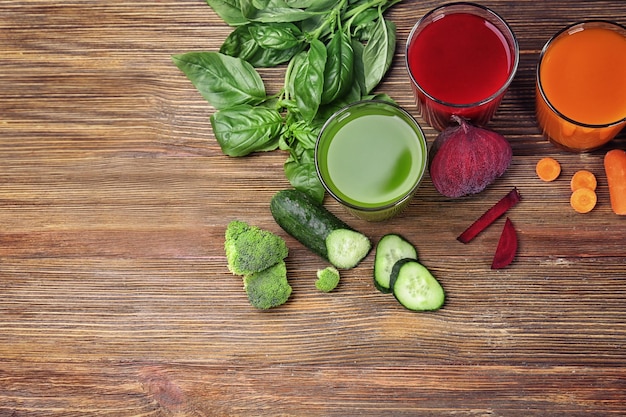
{"left": 491, "top": 217, "right": 518, "bottom": 269}
{"left": 457, "top": 187, "right": 521, "bottom": 244}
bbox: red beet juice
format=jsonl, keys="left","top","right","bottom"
{"left": 406, "top": 5, "right": 518, "bottom": 130}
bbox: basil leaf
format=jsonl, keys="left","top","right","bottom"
{"left": 292, "top": 0, "right": 336, "bottom": 10}
{"left": 284, "top": 146, "right": 325, "bottom": 203}
{"left": 321, "top": 30, "right": 354, "bottom": 104}
{"left": 206, "top": 0, "right": 248, "bottom": 26}
{"left": 172, "top": 52, "right": 266, "bottom": 110}
{"left": 293, "top": 38, "right": 327, "bottom": 122}
{"left": 220, "top": 25, "right": 261, "bottom": 61}
{"left": 350, "top": 8, "right": 378, "bottom": 41}
{"left": 221, "top": 24, "right": 304, "bottom": 67}
{"left": 210, "top": 104, "right": 283, "bottom": 156}
{"left": 285, "top": 115, "right": 320, "bottom": 149}
{"left": 362, "top": 93, "right": 395, "bottom": 103}
{"left": 350, "top": 36, "right": 366, "bottom": 97}
{"left": 249, "top": 22, "right": 303, "bottom": 49}
{"left": 362, "top": 17, "right": 396, "bottom": 94}
{"left": 240, "top": 0, "right": 319, "bottom": 22}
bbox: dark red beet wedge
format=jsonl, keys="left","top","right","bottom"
{"left": 491, "top": 217, "right": 518, "bottom": 269}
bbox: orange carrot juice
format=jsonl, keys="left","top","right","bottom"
{"left": 536, "top": 21, "right": 626, "bottom": 151}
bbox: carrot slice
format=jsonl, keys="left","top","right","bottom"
{"left": 491, "top": 217, "right": 517, "bottom": 270}
{"left": 536, "top": 157, "right": 561, "bottom": 182}
{"left": 570, "top": 187, "right": 597, "bottom": 214}
{"left": 570, "top": 169, "right": 597, "bottom": 192}
{"left": 604, "top": 149, "right": 626, "bottom": 215}
{"left": 457, "top": 188, "right": 521, "bottom": 244}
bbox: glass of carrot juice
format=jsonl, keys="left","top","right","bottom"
{"left": 536, "top": 21, "right": 626, "bottom": 152}
{"left": 405, "top": 2, "right": 519, "bottom": 131}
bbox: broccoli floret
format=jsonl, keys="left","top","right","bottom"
{"left": 315, "top": 266, "right": 340, "bottom": 292}
{"left": 225, "top": 220, "right": 288, "bottom": 276}
{"left": 243, "top": 261, "right": 292, "bottom": 309}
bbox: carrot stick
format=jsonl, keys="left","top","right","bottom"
{"left": 570, "top": 169, "right": 597, "bottom": 192}
{"left": 604, "top": 149, "right": 626, "bottom": 215}
{"left": 570, "top": 187, "right": 597, "bottom": 214}
{"left": 535, "top": 157, "right": 561, "bottom": 182}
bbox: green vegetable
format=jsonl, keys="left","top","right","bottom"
{"left": 315, "top": 266, "right": 340, "bottom": 292}
{"left": 225, "top": 220, "right": 288, "bottom": 275}
{"left": 244, "top": 261, "right": 292, "bottom": 309}
{"left": 389, "top": 259, "right": 445, "bottom": 312}
{"left": 321, "top": 30, "right": 354, "bottom": 104}
{"left": 362, "top": 13, "right": 396, "bottom": 94}
{"left": 173, "top": 0, "right": 401, "bottom": 203}
{"left": 220, "top": 22, "right": 305, "bottom": 67}
{"left": 292, "top": 38, "right": 327, "bottom": 122}
{"left": 210, "top": 104, "right": 283, "bottom": 156}
{"left": 206, "top": 0, "right": 248, "bottom": 26}
{"left": 373, "top": 234, "right": 417, "bottom": 293}
{"left": 171, "top": 52, "right": 265, "bottom": 110}
{"left": 270, "top": 189, "right": 371, "bottom": 269}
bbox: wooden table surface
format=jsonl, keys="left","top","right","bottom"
{"left": 2, "top": 0, "right": 626, "bottom": 415}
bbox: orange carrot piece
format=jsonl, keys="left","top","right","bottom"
{"left": 570, "top": 169, "right": 597, "bottom": 192}
{"left": 536, "top": 157, "right": 561, "bottom": 182}
{"left": 570, "top": 187, "right": 597, "bottom": 214}
{"left": 604, "top": 149, "right": 626, "bottom": 215}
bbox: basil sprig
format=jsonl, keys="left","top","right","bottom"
{"left": 173, "top": 0, "right": 400, "bottom": 203}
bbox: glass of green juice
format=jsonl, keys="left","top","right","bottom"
{"left": 315, "top": 100, "right": 427, "bottom": 222}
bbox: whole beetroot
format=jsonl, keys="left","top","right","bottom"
{"left": 428, "top": 116, "right": 512, "bottom": 198}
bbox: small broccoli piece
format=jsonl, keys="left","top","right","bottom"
{"left": 315, "top": 266, "right": 340, "bottom": 292}
{"left": 243, "top": 261, "right": 292, "bottom": 309}
{"left": 225, "top": 220, "right": 288, "bottom": 276}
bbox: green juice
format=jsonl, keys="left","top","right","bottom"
{"left": 316, "top": 101, "right": 427, "bottom": 216}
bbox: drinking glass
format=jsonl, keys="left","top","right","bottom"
{"left": 315, "top": 101, "right": 427, "bottom": 222}
{"left": 536, "top": 20, "right": 626, "bottom": 152}
{"left": 405, "top": 2, "right": 519, "bottom": 131}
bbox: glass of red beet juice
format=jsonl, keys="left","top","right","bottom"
{"left": 405, "top": 2, "right": 519, "bottom": 131}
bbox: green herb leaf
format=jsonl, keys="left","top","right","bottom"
{"left": 249, "top": 22, "right": 303, "bottom": 49}
{"left": 210, "top": 104, "right": 283, "bottom": 156}
{"left": 220, "top": 25, "right": 260, "bottom": 61}
{"left": 362, "top": 16, "right": 395, "bottom": 94}
{"left": 172, "top": 52, "right": 266, "bottom": 110}
{"left": 293, "top": 38, "right": 327, "bottom": 122}
{"left": 206, "top": 0, "right": 248, "bottom": 26}
{"left": 351, "top": 37, "right": 366, "bottom": 97}
{"left": 349, "top": 8, "right": 379, "bottom": 41}
{"left": 321, "top": 30, "right": 354, "bottom": 104}
{"left": 284, "top": 146, "right": 325, "bottom": 203}
{"left": 240, "top": 0, "right": 319, "bottom": 23}
{"left": 220, "top": 24, "right": 305, "bottom": 67}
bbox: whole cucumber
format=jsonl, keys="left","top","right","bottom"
{"left": 270, "top": 189, "right": 370, "bottom": 269}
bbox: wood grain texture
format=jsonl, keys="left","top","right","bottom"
{"left": 1, "top": 0, "right": 626, "bottom": 415}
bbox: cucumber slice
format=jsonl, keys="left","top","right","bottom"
{"left": 326, "top": 229, "right": 371, "bottom": 269}
{"left": 374, "top": 234, "right": 418, "bottom": 293}
{"left": 390, "top": 259, "right": 445, "bottom": 311}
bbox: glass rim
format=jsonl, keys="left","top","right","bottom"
{"left": 314, "top": 100, "right": 427, "bottom": 213}
{"left": 536, "top": 19, "right": 626, "bottom": 129}
{"left": 404, "top": 1, "right": 520, "bottom": 109}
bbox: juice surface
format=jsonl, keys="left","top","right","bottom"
{"left": 539, "top": 27, "right": 626, "bottom": 125}
{"left": 407, "top": 12, "right": 513, "bottom": 105}
{"left": 317, "top": 105, "right": 425, "bottom": 208}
